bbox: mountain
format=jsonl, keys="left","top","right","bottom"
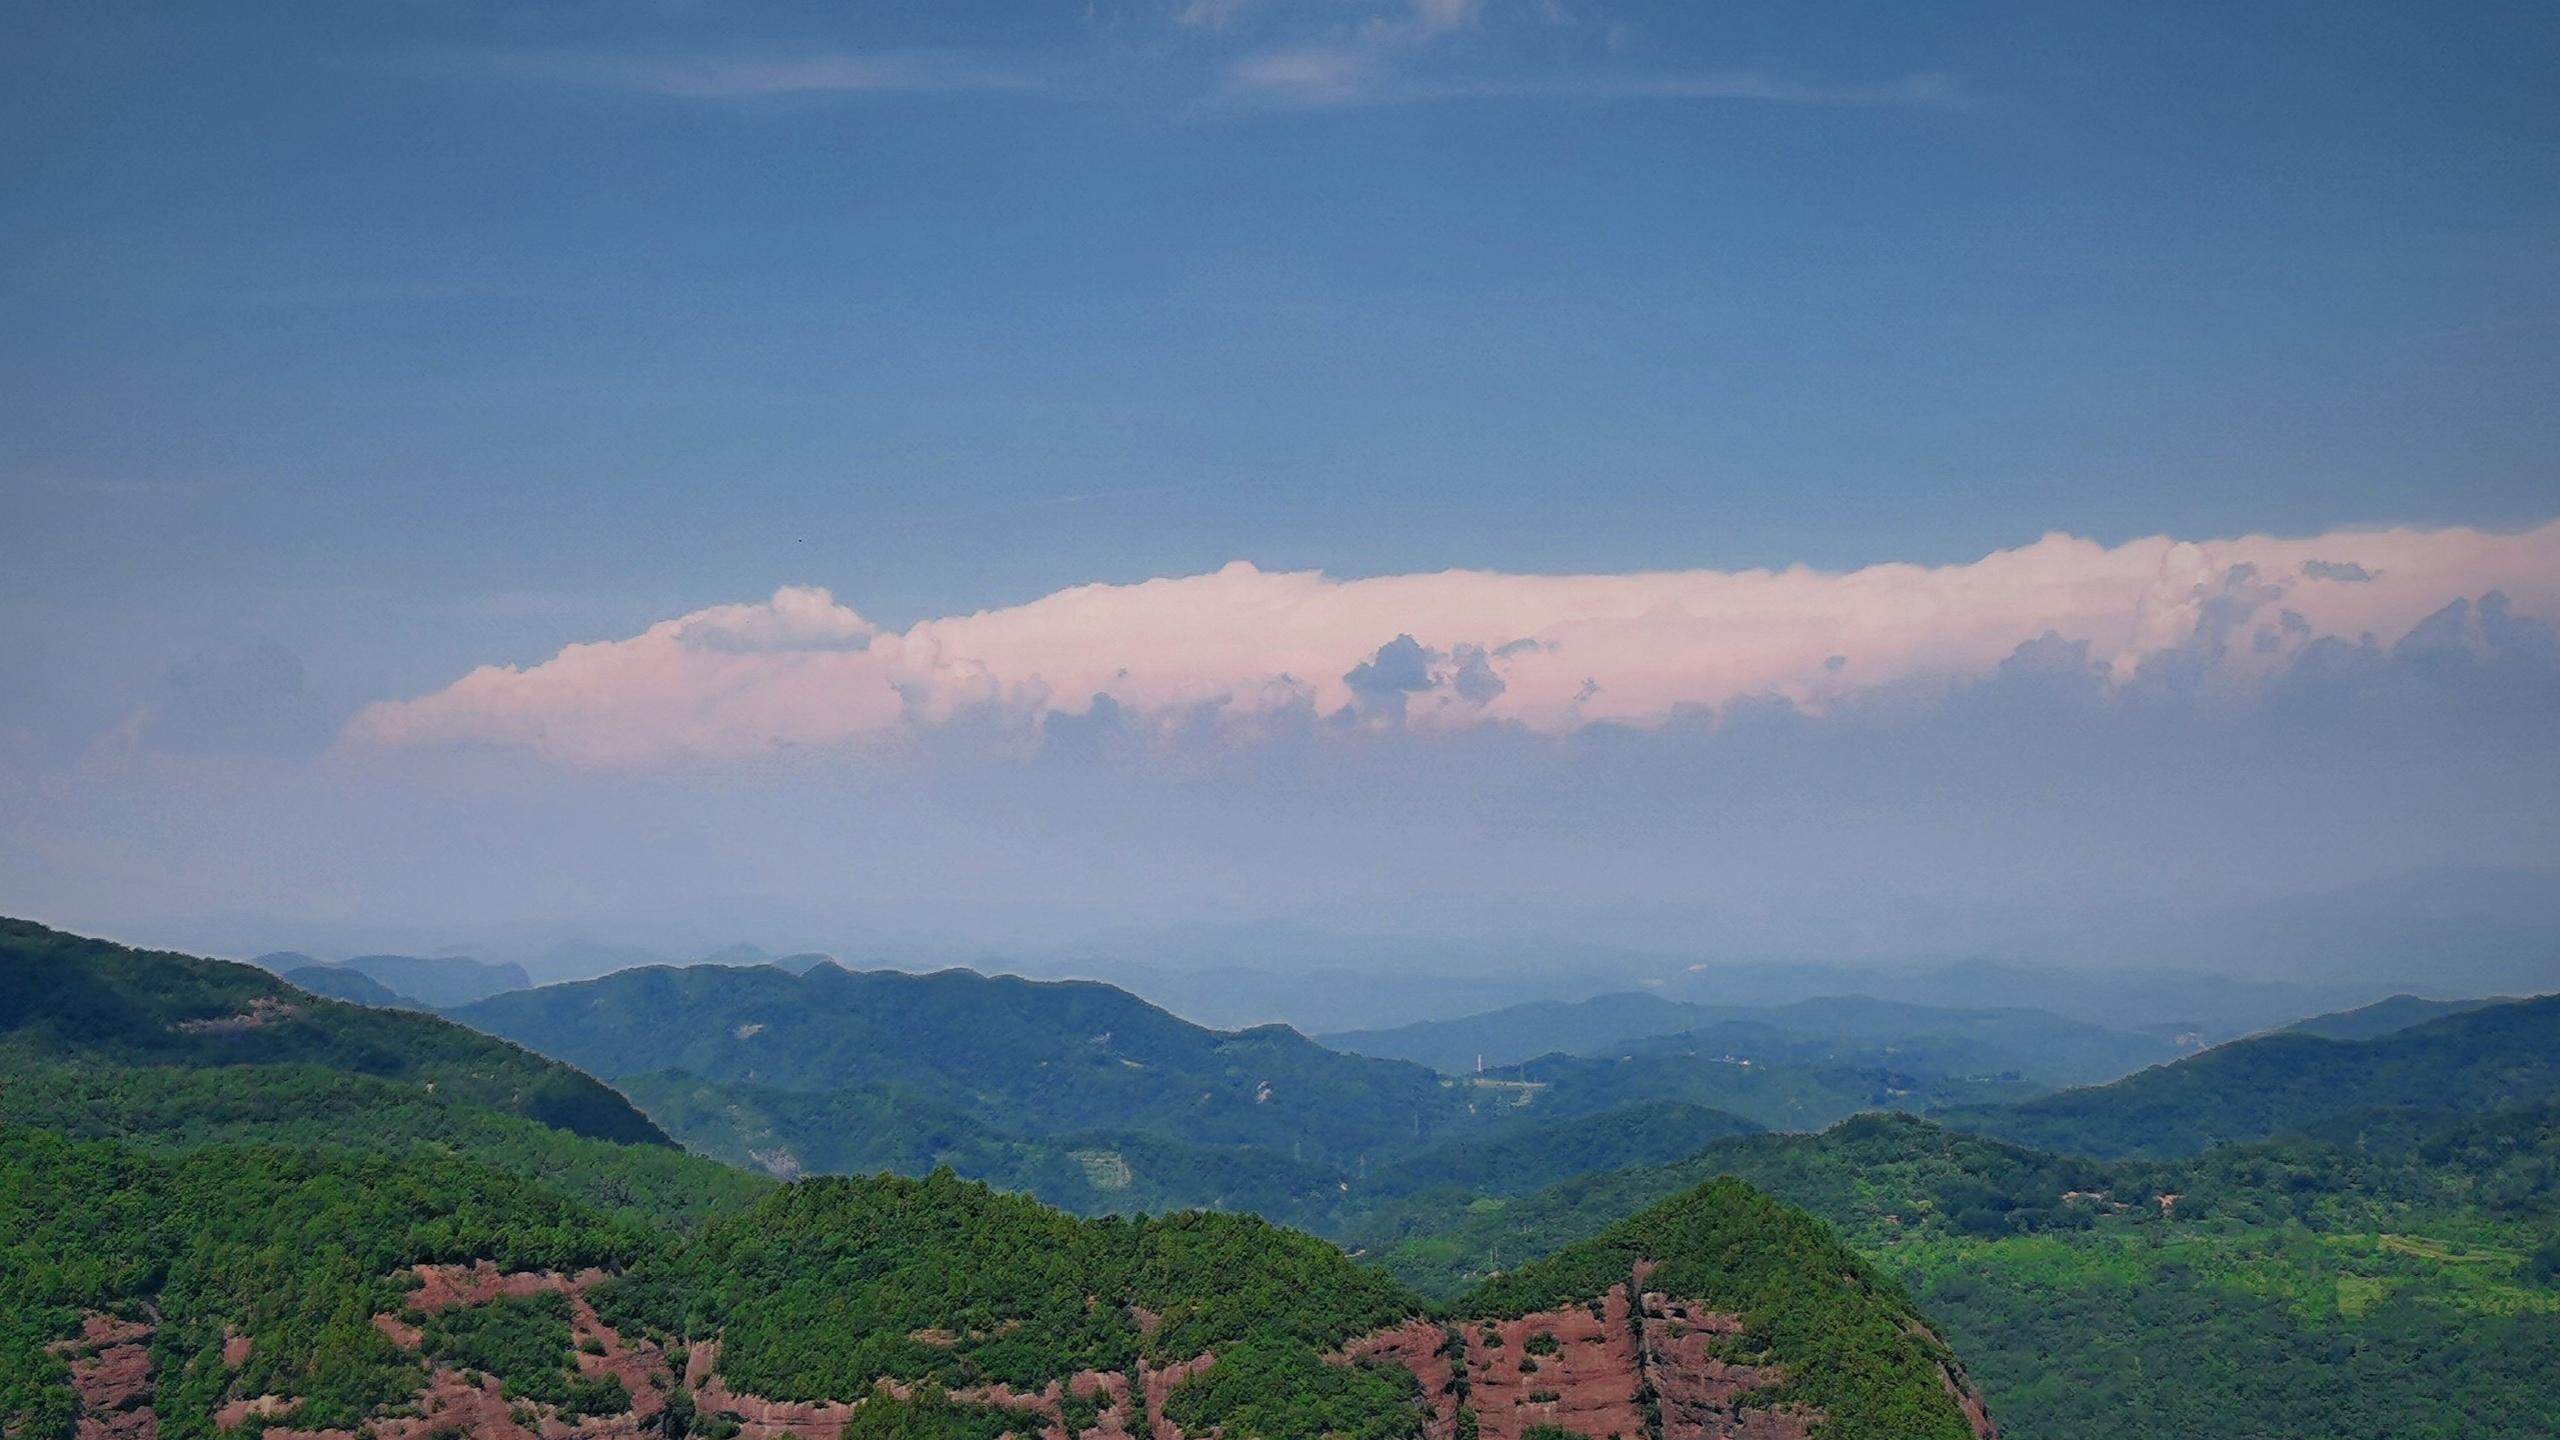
{"left": 1459, "top": 1176, "right": 1996, "bottom": 1440}
{"left": 0, "top": 1118, "right": 1995, "bottom": 1440}
{"left": 1471, "top": 1045, "right": 2045, "bottom": 1134}
{"left": 0, "top": 918, "right": 664, "bottom": 1149}
{"left": 452, "top": 962, "right": 2036, "bottom": 1216}
{"left": 2281, "top": 992, "right": 2509, "bottom": 1041}
{"left": 1360, "top": 1108, "right": 2560, "bottom": 1440}
{"left": 1659, "top": 957, "right": 2397, "bottom": 1038}
{"left": 338, "top": 951, "right": 532, "bottom": 1006}
{"left": 614, "top": 1069, "right": 1363, "bottom": 1228}
{"left": 1931, "top": 991, "right": 2560, "bottom": 1158}
{"left": 450, "top": 962, "right": 1507, "bottom": 1168}
{"left": 1326, "top": 991, "right": 2184, "bottom": 1086}
{"left": 282, "top": 962, "right": 422, "bottom": 1009}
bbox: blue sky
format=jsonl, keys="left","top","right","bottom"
{"left": 3, "top": 2, "right": 2556, "bottom": 958}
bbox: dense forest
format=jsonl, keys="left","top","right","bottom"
{"left": 13, "top": 917, "right": 2558, "bottom": 1440}
{"left": 455, "top": 957, "right": 2050, "bottom": 1221}
{"left": 1932, "top": 993, "right": 2560, "bottom": 1157}
{"left": 1323, "top": 991, "right": 2183, "bottom": 1088}
{"left": 1467, "top": 1178, "right": 1983, "bottom": 1440}
{"left": 0, "top": 919, "right": 665, "bottom": 1147}
{"left": 0, "top": 919, "right": 1995, "bottom": 1440}
{"left": 1360, "top": 1106, "right": 2560, "bottom": 1440}
{"left": 0, "top": 1128, "right": 660, "bottom": 1439}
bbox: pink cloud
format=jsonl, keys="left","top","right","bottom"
{"left": 346, "top": 521, "right": 2560, "bottom": 766}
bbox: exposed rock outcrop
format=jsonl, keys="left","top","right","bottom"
{"left": 48, "top": 1313, "right": 157, "bottom": 1440}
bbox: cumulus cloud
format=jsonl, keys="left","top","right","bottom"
{"left": 346, "top": 521, "right": 2560, "bottom": 767}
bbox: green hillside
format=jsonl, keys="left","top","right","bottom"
{"left": 2281, "top": 993, "right": 2507, "bottom": 1042}
{"left": 0, "top": 1128, "right": 660, "bottom": 1440}
{"left": 1365, "top": 1108, "right": 2560, "bottom": 1440}
{"left": 0, "top": 918, "right": 666, "bottom": 1147}
{"left": 1933, "top": 992, "right": 2560, "bottom": 1157}
{"left": 615, "top": 1069, "right": 1359, "bottom": 1227}
{"left": 0, "top": 1123, "right": 1993, "bottom": 1440}
{"left": 1460, "top": 1176, "right": 1986, "bottom": 1440}
{"left": 1327, "top": 991, "right": 2183, "bottom": 1087}
{"left": 452, "top": 962, "right": 1486, "bottom": 1165}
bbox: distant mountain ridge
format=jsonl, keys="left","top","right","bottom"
{"left": 281, "top": 962, "right": 422, "bottom": 1009}
{"left": 2280, "top": 992, "right": 2510, "bottom": 1041}
{"left": 253, "top": 948, "right": 531, "bottom": 1006}
{"left": 449, "top": 961, "right": 1492, "bottom": 1168}
{"left": 1932, "top": 991, "right": 2560, "bottom": 1157}
{"left": 451, "top": 959, "right": 2038, "bottom": 1212}
{"left": 1325, "top": 990, "right": 2186, "bottom": 1086}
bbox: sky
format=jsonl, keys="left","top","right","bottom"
{"left": 3, "top": 1, "right": 2557, "bottom": 969}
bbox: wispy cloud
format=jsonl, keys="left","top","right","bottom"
{"left": 480, "top": 1, "right": 1961, "bottom": 117}
{"left": 497, "top": 49, "right": 1059, "bottom": 100}
{"left": 1212, "top": 58, "right": 1968, "bottom": 112}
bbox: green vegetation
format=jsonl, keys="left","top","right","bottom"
{"left": 0, "top": 1057, "right": 768, "bottom": 1227}
{"left": 1467, "top": 1046, "right": 2043, "bottom": 1134}
{"left": 627, "top": 1168, "right": 1417, "bottom": 1398}
{"left": 836, "top": 1385, "right": 1025, "bottom": 1440}
{"left": 1461, "top": 1176, "right": 1979, "bottom": 1440}
{"left": 1934, "top": 993, "right": 2560, "bottom": 1158}
{"left": 616, "top": 1070, "right": 1352, "bottom": 1226}
{"left": 452, "top": 962, "right": 1481, "bottom": 1165}
{"left": 0, "top": 1127, "right": 655, "bottom": 1439}
{"left": 1374, "top": 1106, "right": 2560, "bottom": 1440}
{"left": 419, "top": 1292, "right": 626, "bottom": 1417}
{"left": 0, "top": 918, "right": 666, "bottom": 1147}
{"left": 2281, "top": 994, "right": 2504, "bottom": 1042}
{"left": 1161, "top": 1339, "right": 1420, "bottom": 1440}
{"left": 485, "top": 963, "right": 1914, "bottom": 1223}
{"left": 1323, "top": 990, "right": 2183, "bottom": 1088}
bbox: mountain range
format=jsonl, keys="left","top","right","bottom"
{"left": 0, "top": 919, "right": 1998, "bottom": 1440}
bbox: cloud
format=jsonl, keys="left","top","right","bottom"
{"left": 499, "top": 49, "right": 1054, "bottom": 99}
{"left": 2302, "top": 559, "right": 2376, "bottom": 583}
{"left": 499, "top": 4, "right": 1961, "bottom": 117}
{"left": 1214, "top": 56, "right": 1964, "bottom": 113}
{"left": 1341, "top": 633, "right": 1441, "bottom": 722}
{"left": 346, "top": 521, "right": 2560, "bottom": 768}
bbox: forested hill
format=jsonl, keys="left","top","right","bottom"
{"left": 2280, "top": 993, "right": 2506, "bottom": 1041}
{"left": 1931, "top": 990, "right": 2560, "bottom": 1158}
{"left": 0, "top": 1123, "right": 1994, "bottom": 1440}
{"left": 1359, "top": 1107, "right": 2560, "bottom": 1440}
{"left": 1325, "top": 990, "right": 2183, "bottom": 1087}
{"left": 450, "top": 961, "right": 1479, "bottom": 1163}
{"left": 0, "top": 917, "right": 667, "bottom": 1148}
{"left": 1459, "top": 1176, "right": 1995, "bottom": 1440}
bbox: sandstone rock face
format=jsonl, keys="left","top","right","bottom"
{"left": 1332, "top": 1260, "right": 1985, "bottom": 1440}
{"left": 49, "top": 1313, "right": 157, "bottom": 1440}
{"left": 1464, "top": 1288, "right": 1648, "bottom": 1440}
{"left": 49, "top": 1255, "right": 1988, "bottom": 1440}
{"left": 1635, "top": 1290, "right": 1816, "bottom": 1440}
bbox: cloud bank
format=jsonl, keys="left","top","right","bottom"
{"left": 348, "top": 521, "right": 2560, "bottom": 767}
